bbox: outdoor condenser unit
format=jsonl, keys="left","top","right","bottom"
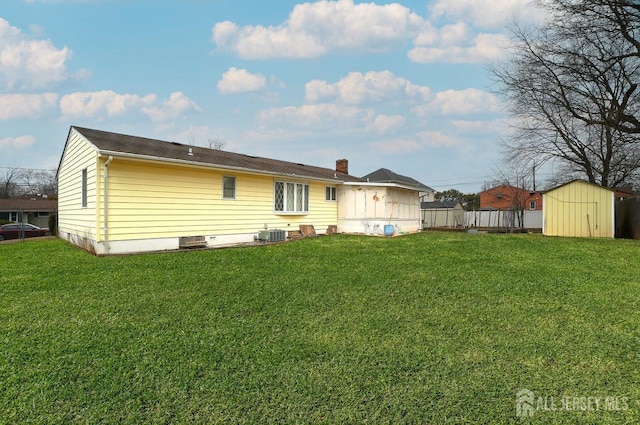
{"left": 258, "top": 229, "right": 285, "bottom": 242}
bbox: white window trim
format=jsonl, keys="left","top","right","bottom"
{"left": 325, "top": 186, "right": 337, "bottom": 201}
{"left": 222, "top": 175, "right": 236, "bottom": 200}
{"left": 274, "top": 180, "right": 310, "bottom": 214}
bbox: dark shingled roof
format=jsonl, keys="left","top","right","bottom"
{"left": 0, "top": 196, "right": 57, "bottom": 212}
{"left": 362, "top": 168, "right": 433, "bottom": 191}
{"left": 72, "top": 127, "right": 364, "bottom": 183}
{"left": 421, "top": 200, "right": 461, "bottom": 210}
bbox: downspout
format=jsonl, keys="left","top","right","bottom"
{"left": 103, "top": 155, "right": 114, "bottom": 253}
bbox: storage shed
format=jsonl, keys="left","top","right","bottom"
{"left": 543, "top": 180, "right": 614, "bottom": 238}
{"left": 421, "top": 201, "right": 464, "bottom": 228}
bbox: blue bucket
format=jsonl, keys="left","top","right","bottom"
{"left": 384, "top": 225, "right": 395, "bottom": 236}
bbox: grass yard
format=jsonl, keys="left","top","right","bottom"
{"left": 1, "top": 232, "right": 639, "bottom": 424}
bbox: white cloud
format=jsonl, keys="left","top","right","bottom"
{"left": 59, "top": 90, "right": 200, "bottom": 123}
{"left": 212, "top": 0, "right": 424, "bottom": 59}
{"left": 369, "top": 131, "right": 461, "bottom": 154}
{"left": 416, "top": 130, "right": 460, "bottom": 147}
{"left": 217, "top": 67, "right": 267, "bottom": 95}
{"left": 370, "top": 114, "right": 405, "bottom": 133}
{"left": 0, "top": 18, "right": 73, "bottom": 90}
{"left": 429, "top": 0, "right": 542, "bottom": 29}
{"left": 0, "top": 135, "right": 36, "bottom": 149}
{"left": 305, "top": 70, "right": 431, "bottom": 104}
{"left": 408, "top": 23, "right": 510, "bottom": 64}
{"left": 60, "top": 90, "right": 156, "bottom": 117}
{"left": 413, "top": 88, "right": 502, "bottom": 116}
{"left": 451, "top": 118, "right": 510, "bottom": 134}
{"left": 142, "top": 92, "right": 201, "bottom": 122}
{"left": 0, "top": 92, "right": 58, "bottom": 120}
{"left": 258, "top": 103, "right": 377, "bottom": 130}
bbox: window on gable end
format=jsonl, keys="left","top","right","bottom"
{"left": 81, "top": 168, "right": 88, "bottom": 208}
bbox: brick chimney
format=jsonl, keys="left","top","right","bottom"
{"left": 336, "top": 159, "right": 349, "bottom": 175}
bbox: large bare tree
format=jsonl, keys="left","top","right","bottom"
{"left": 0, "top": 168, "right": 21, "bottom": 198}
{"left": 0, "top": 168, "right": 57, "bottom": 197}
{"left": 493, "top": 0, "right": 640, "bottom": 188}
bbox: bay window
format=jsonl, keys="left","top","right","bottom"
{"left": 274, "top": 181, "right": 309, "bottom": 213}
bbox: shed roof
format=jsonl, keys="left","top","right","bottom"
{"left": 421, "top": 200, "right": 461, "bottom": 209}
{"left": 362, "top": 168, "right": 433, "bottom": 192}
{"left": 69, "top": 127, "right": 364, "bottom": 183}
{"left": 544, "top": 179, "right": 615, "bottom": 193}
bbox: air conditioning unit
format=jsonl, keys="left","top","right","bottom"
{"left": 258, "top": 229, "right": 285, "bottom": 242}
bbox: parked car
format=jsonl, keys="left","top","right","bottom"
{"left": 0, "top": 223, "right": 51, "bottom": 241}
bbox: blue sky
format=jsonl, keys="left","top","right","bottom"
{"left": 0, "top": 0, "right": 543, "bottom": 192}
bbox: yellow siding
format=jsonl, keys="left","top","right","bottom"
{"left": 99, "top": 158, "right": 337, "bottom": 241}
{"left": 57, "top": 130, "right": 100, "bottom": 240}
{"left": 543, "top": 181, "right": 614, "bottom": 238}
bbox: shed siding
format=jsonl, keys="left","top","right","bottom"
{"left": 422, "top": 205, "right": 465, "bottom": 228}
{"left": 58, "top": 130, "right": 99, "bottom": 241}
{"left": 100, "top": 158, "right": 337, "bottom": 241}
{"left": 543, "top": 181, "right": 614, "bottom": 238}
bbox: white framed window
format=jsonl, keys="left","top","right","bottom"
{"left": 325, "top": 186, "right": 336, "bottom": 201}
{"left": 274, "top": 181, "right": 309, "bottom": 213}
{"left": 529, "top": 201, "right": 537, "bottom": 210}
{"left": 9, "top": 212, "right": 19, "bottom": 222}
{"left": 223, "top": 176, "right": 236, "bottom": 199}
{"left": 81, "top": 168, "right": 88, "bottom": 208}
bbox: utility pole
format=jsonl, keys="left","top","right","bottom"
{"left": 532, "top": 164, "right": 536, "bottom": 191}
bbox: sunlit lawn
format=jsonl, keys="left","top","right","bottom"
{"left": 1, "top": 232, "right": 639, "bottom": 423}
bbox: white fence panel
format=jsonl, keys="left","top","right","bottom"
{"left": 464, "top": 210, "right": 542, "bottom": 229}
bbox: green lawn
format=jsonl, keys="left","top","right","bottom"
{"left": 1, "top": 233, "right": 639, "bottom": 424}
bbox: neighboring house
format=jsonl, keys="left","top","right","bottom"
{"left": 0, "top": 195, "right": 57, "bottom": 228}
{"left": 543, "top": 180, "right": 614, "bottom": 238}
{"left": 479, "top": 185, "right": 543, "bottom": 211}
{"left": 421, "top": 201, "right": 464, "bottom": 228}
{"left": 57, "top": 127, "right": 424, "bottom": 255}
{"left": 614, "top": 185, "right": 636, "bottom": 201}
{"left": 476, "top": 185, "right": 543, "bottom": 229}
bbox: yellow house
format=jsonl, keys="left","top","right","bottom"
{"left": 57, "top": 127, "right": 423, "bottom": 254}
{"left": 543, "top": 180, "right": 615, "bottom": 238}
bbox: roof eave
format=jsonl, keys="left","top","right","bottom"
{"left": 97, "top": 150, "right": 347, "bottom": 184}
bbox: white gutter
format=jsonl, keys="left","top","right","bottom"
{"left": 103, "top": 155, "right": 114, "bottom": 253}
{"left": 98, "top": 149, "right": 347, "bottom": 184}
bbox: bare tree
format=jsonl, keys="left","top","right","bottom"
{"left": 32, "top": 169, "right": 57, "bottom": 195}
{"left": 0, "top": 168, "right": 22, "bottom": 198}
{"left": 491, "top": 164, "right": 534, "bottom": 231}
{"left": 492, "top": 0, "right": 640, "bottom": 188}
{"left": 207, "top": 138, "right": 227, "bottom": 150}
{"left": 0, "top": 168, "right": 58, "bottom": 197}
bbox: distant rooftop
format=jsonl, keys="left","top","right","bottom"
{"left": 421, "top": 200, "right": 461, "bottom": 209}
{"left": 0, "top": 195, "right": 57, "bottom": 212}
{"left": 362, "top": 168, "right": 433, "bottom": 192}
